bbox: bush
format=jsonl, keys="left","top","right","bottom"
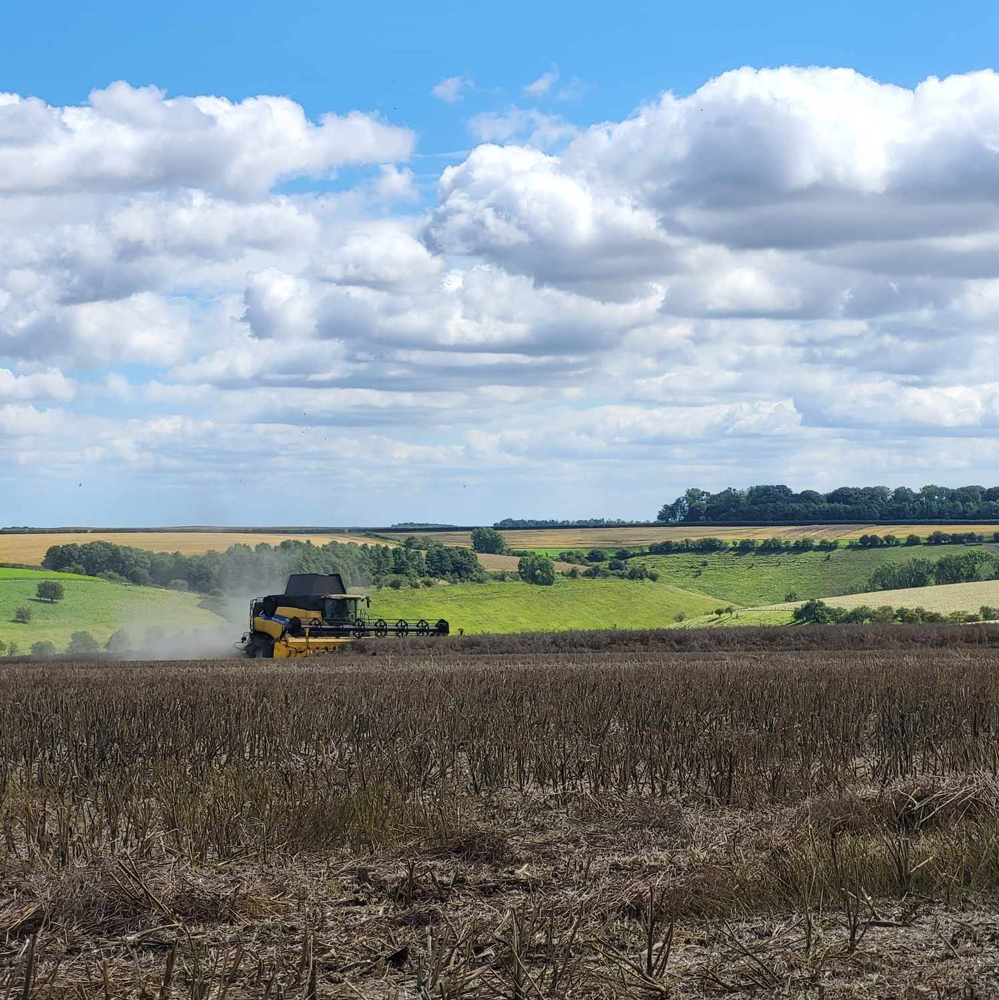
{"left": 615, "top": 548, "right": 632, "bottom": 560}
{"left": 792, "top": 599, "right": 844, "bottom": 624}
{"left": 981, "top": 606, "right": 999, "bottom": 621}
{"left": 673, "top": 612, "right": 686, "bottom": 623}
{"left": 389, "top": 578, "right": 403, "bottom": 589}
{"left": 518, "top": 552, "right": 556, "bottom": 586}
{"left": 471, "top": 527, "right": 507, "bottom": 554}
{"left": 565, "top": 567, "right": 579, "bottom": 579}
{"left": 14, "top": 605, "right": 32, "bottom": 623}
{"left": 608, "top": 559, "right": 626, "bottom": 571}
{"left": 734, "top": 538, "right": 757, "bottom": 553}
{"left": 30, "top": 640, "right": 56, "bottom": 657}
{"left": 586, "top": 549, "right": 607, "bottom": 563}
{"left": 128, "top": 567, "right": 153, "bottom": 586}
{"left": 905, "top": 534, "right": 922, "bottom": 546}
{"left": 36, "top": 580, "right": 65, "bottom": 602}
{"left": 167, "top": 579, "right": 189, "bottom": 592}
{"left": 648, "top": 571, "right": 660, "bottom": 582}
{"left": 627, "top": 564, "right": 650, "bottom": 580}
{"left": 67, "top": 631, "right": 100, "bottom": 656}
{"left": 784, "top": 591, "right": 799, "bottom": 602}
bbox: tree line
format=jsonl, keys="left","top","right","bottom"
{"left": 659, "top": 485, "right": 999, "bottom": 524}
{"left": 41, "top": 537, "right": 485, "bottom": 594}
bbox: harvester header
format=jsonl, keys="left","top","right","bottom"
{"left": 241, "top": 573, "right": 449, "bottom": 658}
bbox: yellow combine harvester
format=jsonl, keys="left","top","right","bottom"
{"left": 240, "top": 573, "right": 449, "bottom": 658}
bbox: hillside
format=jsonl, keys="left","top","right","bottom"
{"left": 0, "top": 569, "right": 225, "bottom": 651}
{"left": 366, "top": 577, "right": 719, "bottom": 634}
{"left": 637, "top": 545, "right": 990, "bottom": 607}
{"left": 811, "top": 580, "right": 999, "bottom": 616}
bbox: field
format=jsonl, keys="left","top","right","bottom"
{"left": 368, "top": 577, "right": 719, "bottom": 633}
{"left": 400, "top": 523, "right": 999, "bottom": 549}
{"left": 5, "top": 631, "right": 999, "bottom": 998}
{"left": 816, "top": 579, "right": 999, "bottom": 615}
{"left": 0, "top": 530, "right": 383, "bottom": 566}
{"left": 0, "top": 569, "right": 224, "bottom": 650}
{"left": 634, "top": 545, "right": 983, "bottom": 607}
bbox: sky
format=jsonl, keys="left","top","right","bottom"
{"left": 4, "top": 1, "right": 999, "bottom": 526}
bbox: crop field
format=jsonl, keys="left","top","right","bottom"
{"left": 369, "top": 577, "right": 718, "bottom": 633}
{"left": 816, "top": 579, "right": 999, "bottom": 615}
{"left": 635, "top": 545, "right": 986, "bottom": 607}
{"left": 400, "top": 523, "right": 999, "bottom": 549}
{"left": 5, "top": 631, "right": 999, "bottom": 998}
{"left": 0, "top": 568, "right": 224, "bottom": 649}
{"left": 0, "top": 530, "right": 384, "bottom": 567}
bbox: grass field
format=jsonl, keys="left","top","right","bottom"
{"left": 638, "top": 544, "right": 987, "bottom": 607}
{"left": 0, "top": 530, "right": 386, "bottom": 566}
{"left": 399, "top": 523, "right": 999, "bottom": 549}
{"left": 367, "top": 576, "right": 719, "bottom": 632}
{"left": 677, "top": 607, "right": 796, "bottom": 628}
{"left": 0, "top": 570, "right": 224, "bottom": 650}
{"left": 6, "top": 639, "right": 999, "bottom": 997}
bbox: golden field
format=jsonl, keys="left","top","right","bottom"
{"left": 400, "top": 522, "right": 999, "bottom": 550}
{"left": 0, "top": 530, "right": 381, "bottom": 566}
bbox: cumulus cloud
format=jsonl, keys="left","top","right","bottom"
{"left": 6, "top": 68, "right": 999, "bottom": 523}
{"left": 432, "top": 76, "right": 474, "bottom": 103}
{"left": 0, "top": 83, "right": 414, "bottom": 198}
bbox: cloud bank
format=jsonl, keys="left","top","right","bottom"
{"left": 4, "top": 69, "right": 999, "bottom": 524}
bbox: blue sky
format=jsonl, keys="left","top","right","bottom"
{"left": 4, "top": 1, "right": 999, "bottom": 526}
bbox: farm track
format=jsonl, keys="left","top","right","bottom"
{"left": 4, "top": 629, "right": 999, "bottom": 997}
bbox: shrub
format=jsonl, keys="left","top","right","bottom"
{"left": 36, "top": 580, "right": 65, "bottom": 602}
{"left": 648, "top": 571, "right": 660, "bottom": 582}
{"left": 565, "top": 567, "right": 579, "bottom": 579}
{"left": 128, "top": 567, "right": 153, "bottom": 586}
{"left": 471, "top": 527, "right": 507, "bottom": 554}
{"left": 784, "top": 591, "right": 799, "bottom": 602}
{"left": 586, "top": 549, "right": 607, "bottom": 563}
{"left": 673, "top": 612, "right": 686, "bottom": 622}
{"left": 626, "top": 564, "right": 649, "bottom": 580}
{"left": 30, "top": 640, "right": 56, "bottom": 657}
{"left": 905, "top": 534, "right": 922, "bottom": 546}
{"left": 981, "top": 605, "right": 999, "bottom": 621}
{"left": 167, "top": 579, "right": 189, "bottom": 592}
{"left": 518, "top": 552, "right": 556, "bottom": 586}
{"left": 792, "top": 599, "right": 844, "bottom": 624}
{"left": 389, "top": 578, "right": 403, "bottom": 589}
{"left": 14, "top": 606, "right": 32, "bottom": 623}
{"left": 615, "top": 548, "right": 632, "bottom": 560}
{"left": 735, "top": 538, "right": 757, "bottom": 553}
{"left": 608, "top": 559, "right": 626, "bottom": 571}
{"left": 67, "top": 631, "right": 100, "bottom": 656}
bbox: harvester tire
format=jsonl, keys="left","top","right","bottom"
{"left": 396, "top": 620, "right": 409, "bottom": 635}
{"left": 416, "top": 618, "right": 430, "bottom": 634}
{"left": 245, "top": 636, "right": 272, "bottom": 659}
{"left": 374, "top": 618, "right": 388, "bottom": 636}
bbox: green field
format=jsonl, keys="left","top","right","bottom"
{"left": 366, "top": 577, "right": 719, "bottom": 633}
{"left": 637, "top": 545, "right": 988, "bottom": 607}
{"left": 676, "top": 608, "right": 797, "bottom": 629}
{"left": 0, "top": 571, "right": 225, "bottom": 651}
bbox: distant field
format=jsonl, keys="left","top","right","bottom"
{"left": 0, "top": 569, "right": 224, "bottom": 650}
{"left": 637, "top": 545, "right": 988, "bottom": 607}
{"left": 401, "top": 524, "right": 999, "bottom": 550}
{"left": 475, "top": 552, "right": 582, "bottom": 572}
{"left": 814, "top": 580, "right": 999, "bottom": 616}
{"left": 678, "top": 608, "right": 796, "bottom": 628}
{"left": 0, "top": 530, "right": 386, "bottom": 566}
{"left": 366, "top": 577, "right": 719, "bottom": 633}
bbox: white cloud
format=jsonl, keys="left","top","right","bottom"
{"left": 524, "top": 65, "right": 559, "bottom": 96}
{"left": 0, "top": 83, "right": 414, "bottom": 198}
{"left": 432, "top": 76, "right": 473, "bottom": 103}
{"left": 7, "top": 69, "right": 999, "bottom": 522}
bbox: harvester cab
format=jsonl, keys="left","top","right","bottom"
{"left": 241, "top": 573, "right": 449, "bottom": 658}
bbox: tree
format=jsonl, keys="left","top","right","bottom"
{"left": 471, "top": 527, "right": 508, "bottom": 554}
{"left": 30, "top": 641, "right": 56, "bottom": 657}
{"left": 67, "top": 631, "right": 100, "bottom": 656}
{"left": 518, "top": 552, "right": 556, "bottom": 586}
{"left": 36, "top": 580, "right": 65, "bottom": 602}
{"left": 14, "top": 606, "right": 32, "bottom": 623}
{"left": 105, "top": 629, "right": 131, "bottom": 654}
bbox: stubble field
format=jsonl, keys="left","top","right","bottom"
{"left": 4, "top": 627, "right": 999, "bottom": 998}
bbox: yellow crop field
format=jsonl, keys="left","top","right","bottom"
{"left": 399, "top": 523, "right": 999, "bottom": 550}
{"left": 0, "top": 531, "right": 385, "bottom": 566}
{"left": 761, "top": 579, "right": 999, "bottom": 616}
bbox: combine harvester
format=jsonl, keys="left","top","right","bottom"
{"left": 240, "top": 573, "right": 448, "bottom": 658}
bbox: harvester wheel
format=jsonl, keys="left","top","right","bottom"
{"left": 416, "top": 618, "right": 430, "bottom": 634}
{"left": 396, "top": 620, "right": 409, "bottom": 634}
{"left": 374, "top": 618, "right": 388, "bottom": 636}
{"left": 309, "top": 618, "right": 322, "bottom": 627}
{"left": 245, "top": 636, "right": 272, "bottom": 659}
{"left": 352, "top": 617, "right": 367, "bottom": 637}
